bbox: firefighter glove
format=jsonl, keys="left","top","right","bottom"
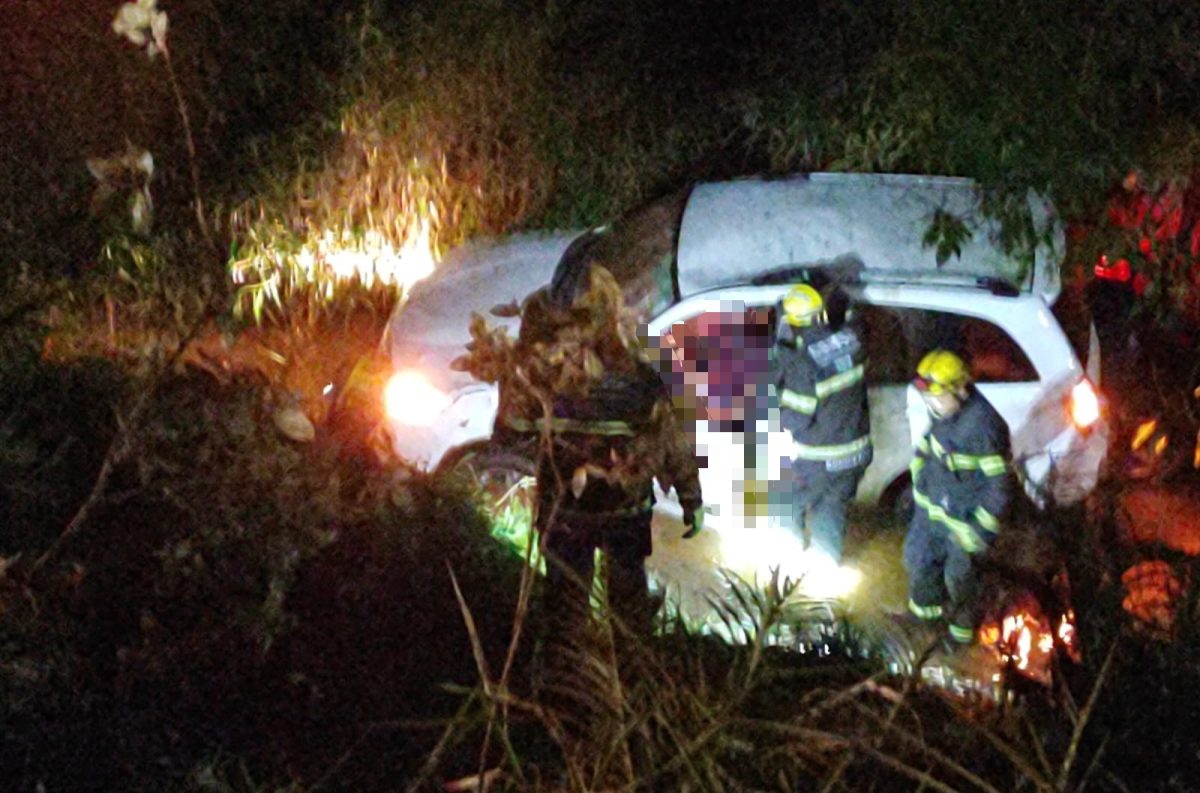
{"left": 681, "top": 505, "right": 704, "bottom": 539}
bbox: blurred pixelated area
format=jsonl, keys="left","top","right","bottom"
{"left": 661, "top": 305, "right": 784, "bottom": 522}
{"left": 646, "top": 305, "right": 908, "bottom": 622}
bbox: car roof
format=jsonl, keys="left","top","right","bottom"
{"left": 675, "top": 173, "right": 1064, "bottom": 301}
{"left": 387, "top": 173, "right": 1067, "bottom": 357}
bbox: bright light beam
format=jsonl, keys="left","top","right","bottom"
{"left": 716, "top": 526, "right": 861, "bottom": 599}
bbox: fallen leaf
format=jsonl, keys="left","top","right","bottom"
{"left": 273, "top": 407, "right": 315, "bottom": 442}
{"left": 571, "top": 465, "right": 588, "bottom": 499}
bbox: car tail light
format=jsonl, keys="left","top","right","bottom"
{"left": 1070, "top": 378, "right": 1100, "bottom": 431}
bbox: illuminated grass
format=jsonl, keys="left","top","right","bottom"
{"left": 483, "top": 475, "right": 543, "bottom": 574}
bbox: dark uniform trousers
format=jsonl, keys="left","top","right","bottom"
{"left": 790, "top": 461, "right": 862, "bottom": 563}
{"left": 903, "top": 507, "right": 989, "bottom": 636}
{"left": 776, "top": 317, "right": 872, "bottom": 564}
{"left": 539, "top": 497, "right": 656, "bottom": 641}
{"left": 903, "top": 387, "right": 1012, "bottom": 644}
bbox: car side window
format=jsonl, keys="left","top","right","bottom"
{"left": 874, "top": 307, "right": 1037, "bottom": 384}
{"left": 858, "top": 305, "right": 912, "bottom": 385}
{"left": 559, "top": 191, "right": 688, "bottom": 317}
{"left": 957, "top": 314, "right": 1038, "bottom": 382}
{"left": 859, "top": 305, "right": 1036, "bottom": 383}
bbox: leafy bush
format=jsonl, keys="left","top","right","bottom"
{"left": 7, "top": 1, "right": 1200, "bottom": 789}
{"left": 0, "top": 358, "right": 524, "bottom": 790}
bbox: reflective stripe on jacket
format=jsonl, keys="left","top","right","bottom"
{"left": 504, "top": 416, "right": 635, "bottom": 437}
{"left": 776, "top": 316, "right": 872, "bottom": 467}
{"left": 501, "top": 363, "right": 703, "bottom": 516}
{"left": 911, "top": 386, "right": 1012, "bottom": 553}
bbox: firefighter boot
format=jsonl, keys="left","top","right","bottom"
{"left": 884, "top": 610, "right": 944, "bottom": 673}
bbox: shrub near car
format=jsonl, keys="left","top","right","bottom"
{"left": 381, "top": 173, "right": 1107, "bottom": 535}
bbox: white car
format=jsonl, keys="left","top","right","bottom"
{"left": 382, "top": 173, "right": 1107, "bottom": 537}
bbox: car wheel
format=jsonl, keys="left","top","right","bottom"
{"left": 445, "top": 444, "right": 540, "bottom": 562}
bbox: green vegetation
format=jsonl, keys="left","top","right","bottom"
{"left": 7, "top": 1, "right": 1200, "bottom": 306}
{"left": 0, "top": 340, "right": 526, "bottom": 789}
{"left": 3, "top": 0, "right": 1200, "bottom": 788}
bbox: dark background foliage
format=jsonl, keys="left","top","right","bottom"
{"left": 5, "top": 0, "right": 1200, "bottom": 279}
{"left": 3, "top": 0, "right": 1200, "bottom": 788}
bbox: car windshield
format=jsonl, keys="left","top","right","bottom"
{"left": 548, "top": 191, "right": 688, "bottom": 318}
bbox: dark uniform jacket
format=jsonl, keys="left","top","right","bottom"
{"left": 776, "top": 317, "right": 872, "bottom": 472}
{"left": 910, "top": 385, "right": 1013, "bottom": 553}
{"left": 496, "top": 288, "right": 702, "bottom": 519}
{"left": 519, "top": 364, "right": 702, "bottom": 518}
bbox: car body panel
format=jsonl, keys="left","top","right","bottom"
{"left": 385, "top": 231, "right": 582, "bottom": 468}
{"left": 382, "top": 175, "right": 1104, "bottom": 515}
{"left": 387, "top": 230, "right": 582, "bottom": 380}
{"left": 676, "top": 174, "right": 1063, "bottom": 301}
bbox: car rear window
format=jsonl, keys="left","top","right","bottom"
{"left": 549, "top": 191, "right": 688, "bottom": 317}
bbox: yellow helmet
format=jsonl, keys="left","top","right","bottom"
{"left": 915, "top": 349, "right": 970, "bottom": 395}
{"left": 781, "top": 284, "right": 826, "bottom": 327}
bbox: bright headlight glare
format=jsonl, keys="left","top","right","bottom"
{"left": 716, "top": 528, "right": 860, "bottom": 599}
{"left": 801, "top": 553, "right": 862, "bottom": 600}
{"left": 384, "top": 370, "right": 451, "bottom": 426}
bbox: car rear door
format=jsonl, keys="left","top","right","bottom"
{"left": 859, "top": 288, "right": 1096, "bottom": 504}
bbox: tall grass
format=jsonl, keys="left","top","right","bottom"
{"left": 427, "top": 566, "right": 1160, "bottom": 792}
{"left": 5, "top": 1, "right": 1200, "bottom": 789}
{"left": 224, "top": 3, "right": 563, "bottom": 321}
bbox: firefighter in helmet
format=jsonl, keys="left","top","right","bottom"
{"left": 776, "top": 282, "right": 872, "bottom": 566}
{"left": 905, "top": 349, "right": 1013, "bottom": 647}
{"left": 496, "top": 264, "right": 703, "bottom": 737}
